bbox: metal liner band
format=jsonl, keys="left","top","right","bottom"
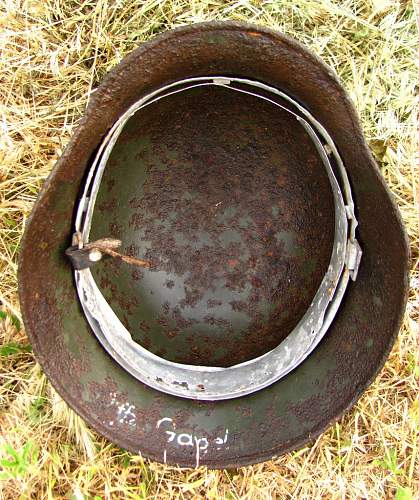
{"left": 72, "top": 76, "right": 362, "bottom": 400}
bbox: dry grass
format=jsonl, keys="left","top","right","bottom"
{"left": 0, "top": 0, "right": 418, "bottom": 498}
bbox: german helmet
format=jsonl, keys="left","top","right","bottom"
{"left": 19, "top": 22, "right": 409, "bottom": 468}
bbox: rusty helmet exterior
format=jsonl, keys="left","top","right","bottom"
{"left": 19, "top": 22, "right": 409, "bottom": 468}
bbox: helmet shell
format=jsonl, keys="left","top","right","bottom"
{"left": 19, "top": 22, "right": 409, "bottom": 468}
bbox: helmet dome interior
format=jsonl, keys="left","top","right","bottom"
{"left": 89, "top": 83, "right": 335, "bottom": 367}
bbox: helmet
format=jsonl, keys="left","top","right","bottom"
{"left": 19, "top": 22, "right": 409, "bottom": 468}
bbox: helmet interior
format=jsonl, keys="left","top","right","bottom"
{"left": 89, "top": 83, "right": 335, "bottom": 367}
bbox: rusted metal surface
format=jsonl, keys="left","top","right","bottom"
{"left": 18, "top": 21, "right": 409, "bottom": 468}
{"left": 89, "top": 84, "right": 335, "bottom": 367}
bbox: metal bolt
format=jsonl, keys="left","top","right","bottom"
{"left": 89, "top": 249, "right": 102, "bottom": 262}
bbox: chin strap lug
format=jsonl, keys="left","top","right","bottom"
{"left": 66, "top": 233, "right": 152, "bottom": 270}
{"left": 346, "top": 238, "right": 362, "bottom": 281}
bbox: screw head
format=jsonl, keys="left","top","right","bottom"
{"left": 89, "top": 249, "right": 102, "bottom": 262}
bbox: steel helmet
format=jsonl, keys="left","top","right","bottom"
{"left": 19, "top": 22, "right": 409, "bottom": 468}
